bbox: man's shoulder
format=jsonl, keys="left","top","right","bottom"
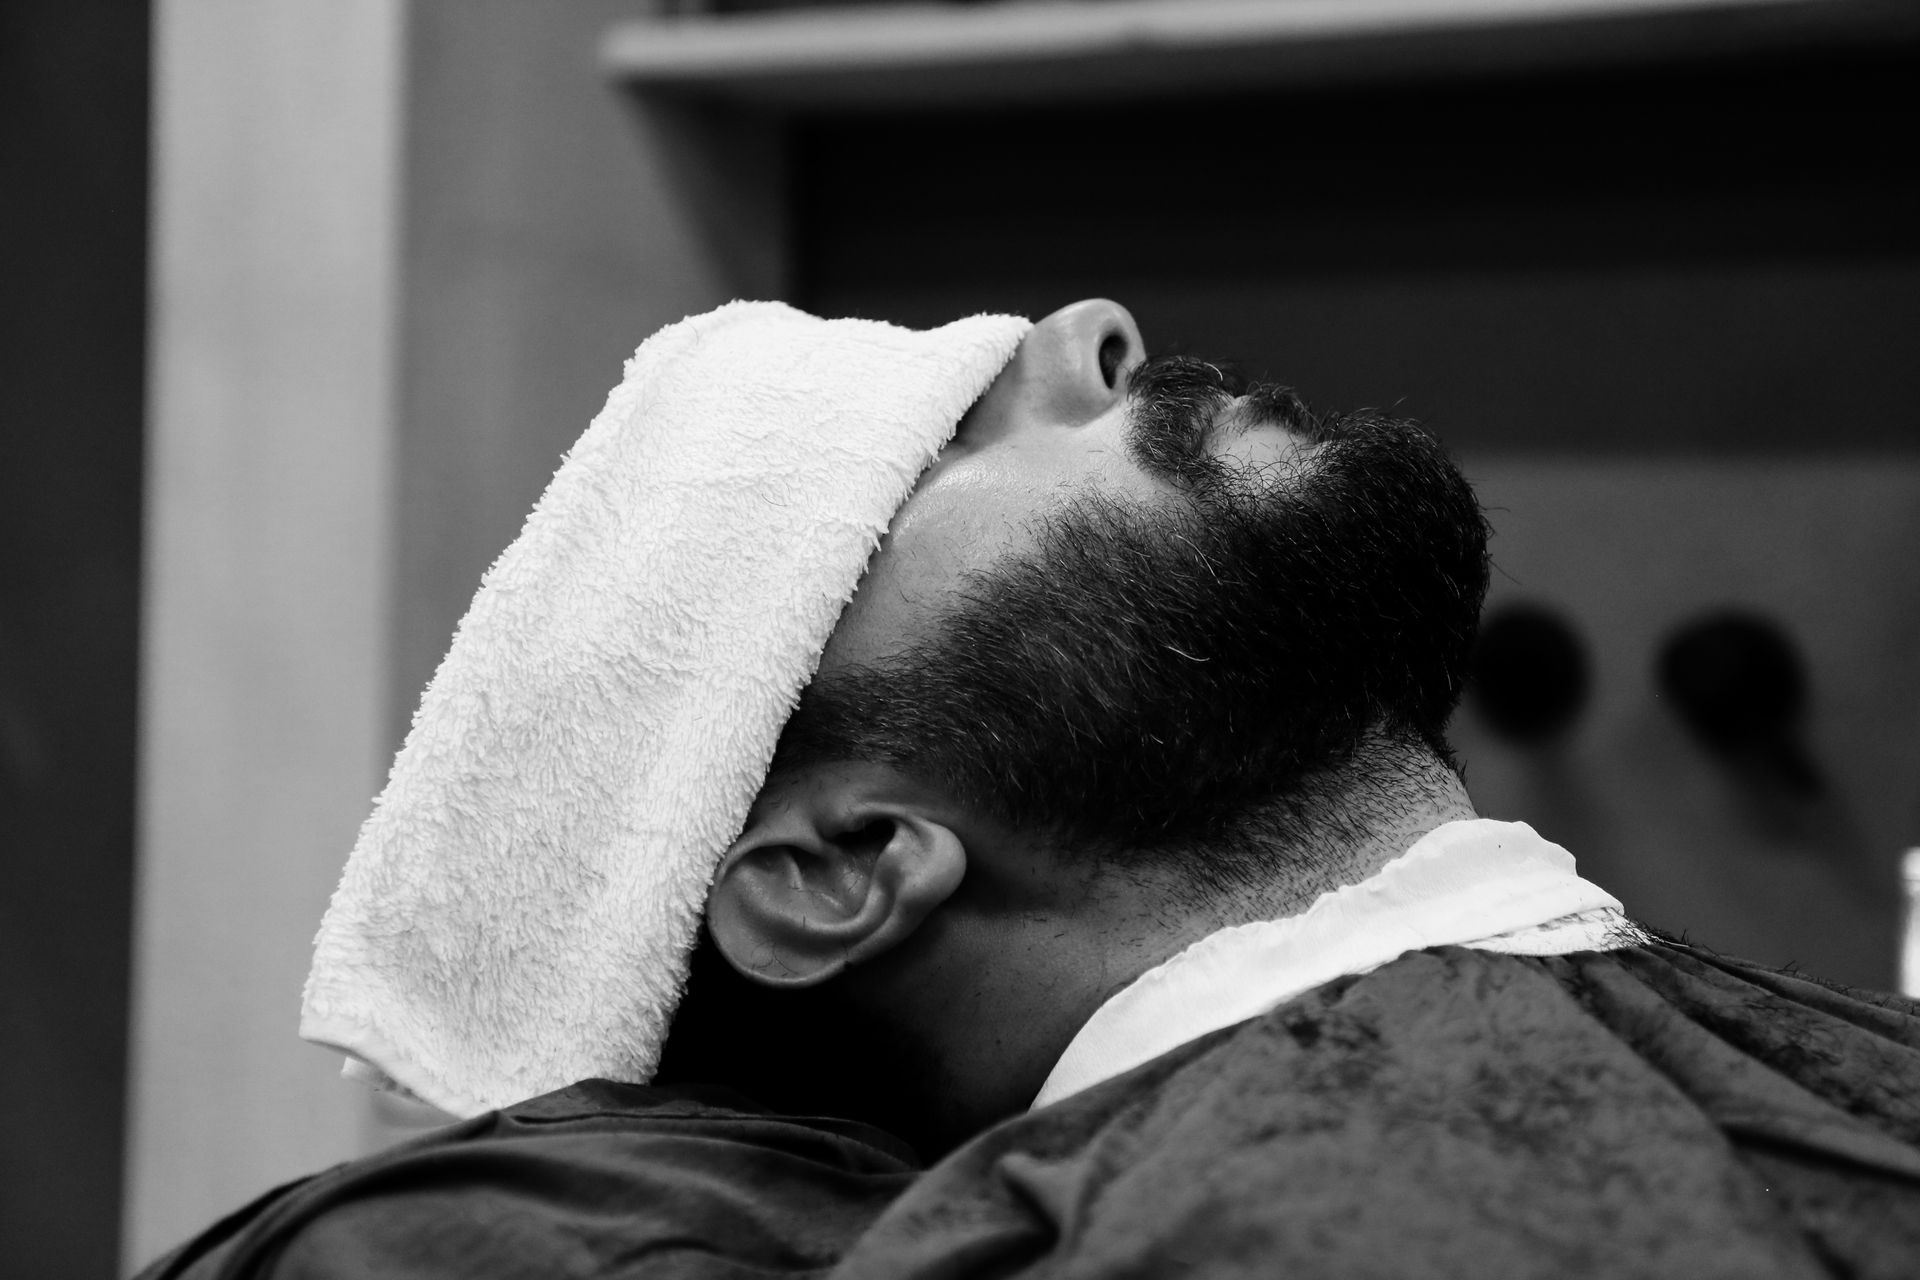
{"left": 498, "top": 1076, "right": 920, "bottom": 1160}
{"left": 136, "top": 1081, "right": 919, "bottom": 1280}
{"left": 834, "top": 941, "right": 1920, "bottom": 1280}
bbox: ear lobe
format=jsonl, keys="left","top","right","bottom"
{"left": 707, "top": 804, "right": 965, "bottom": 989}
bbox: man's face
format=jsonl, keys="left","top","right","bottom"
{"left": 659, "top": 300, "right": 1488, "bottom": 1147}
{"left": 819, "top": 299, "right": 1306, "bottom": 675}
{"left": 776, "top": 299, "right": 1488, "bottom": 879}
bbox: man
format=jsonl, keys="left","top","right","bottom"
{"left": 657, "top": 301, "right": 1920, "bottom": 1278}
{"left": 141, "top": 301, "right": 1920, "bottom": 1278}
{"left": 653, "top": 296, "right": 1497, "bottom": 1150}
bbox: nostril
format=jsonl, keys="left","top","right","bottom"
{"left": 1097, "top": 331, "right": 1128, "bottom": 390}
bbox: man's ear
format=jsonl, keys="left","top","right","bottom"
{"left": 706, "top": 774, "right": 966, "bottom": 988}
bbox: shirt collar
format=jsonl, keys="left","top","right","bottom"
{"left": 1031, "top": 818, "right": 1632, "bottom": 1109}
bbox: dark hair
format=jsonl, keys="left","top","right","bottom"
{"left": 771, "top": 358, "right": 1490, "bottom": 891}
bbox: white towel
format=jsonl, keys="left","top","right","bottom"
{"left": 300, "top": 301, "right": 1031, "bottom": 1117}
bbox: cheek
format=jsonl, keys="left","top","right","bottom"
{"left": 893, "top": 467, "right": 1032, "bottom": 582}
{"left": 819, "top": 464, "right": 1040, "bottom": 671}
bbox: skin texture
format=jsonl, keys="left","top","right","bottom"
{"left": 682, "top": 300, "right": 1477, "bottom": 1154}
{"left": 821, "top": 301, "right": 1303, "bottom": 673}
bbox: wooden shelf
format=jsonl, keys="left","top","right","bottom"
{"left": 603, "top": 0, "right": 1916, "bottom": 110}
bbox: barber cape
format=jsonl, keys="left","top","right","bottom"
{"left": 140, "top": 821, "right": 1920, "bottom": 1279}
{"left": 835, "top": 831, "right": 1920, "bottom": 1279}
{"left": 833, "top": 937, "right": 1920, "bottom": 1279}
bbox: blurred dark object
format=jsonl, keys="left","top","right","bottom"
{"left": 1656, "top": 609, "right": 1821, "bottom": 795}
{"left": 1658, "top": 610, "right": 1806, "bottom": 750}
{"left": 1470, "top": 603, "right": 1591, "bottom": 744}
{"left": 793, "top": 48, "right": 1920, "bottom": 456}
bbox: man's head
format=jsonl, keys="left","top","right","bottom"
{"left": 655, "top": 300, "right": 1489, "bottom": 1148}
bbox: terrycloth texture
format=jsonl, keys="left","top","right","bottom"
{"left": 301, "top": 302, "right": 1030, "bottom": 1117}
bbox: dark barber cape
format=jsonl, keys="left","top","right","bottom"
{"left": 837, "top": 940, "right": 1920, "bottom": 1280}
{"left": 134, "top": 1082, "right": 919, "bottom": 1280}
{"left": 141, "top": 941, "right": 1920, "bottom": 1279}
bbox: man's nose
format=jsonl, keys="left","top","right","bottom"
{"left": 1020, "top": 298, "right": 1146, "bottom": 427}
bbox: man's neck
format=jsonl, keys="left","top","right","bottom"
{"left": 867, "top": 749, "right": 1478, "bottom": 1152}
{"left": 1232, "top": 754, "right": 1479, "bottom": 926}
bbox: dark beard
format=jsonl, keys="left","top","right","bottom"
{"left": 768, "top": 356, "right": 1489, "bottom": 892}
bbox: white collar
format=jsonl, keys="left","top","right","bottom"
{"left": 1032, "top": 818, "right": 1639, "bottom": 1109}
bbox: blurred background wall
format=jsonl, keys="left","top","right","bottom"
{"left": 124, "top": 3, "right": 407, "bottom": 1276}
{"left": 2, "top": 4, "right": 148, "bottom": 1278}
{"left": 4, "top": 2, "right": 1916, "bottom": 1276}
